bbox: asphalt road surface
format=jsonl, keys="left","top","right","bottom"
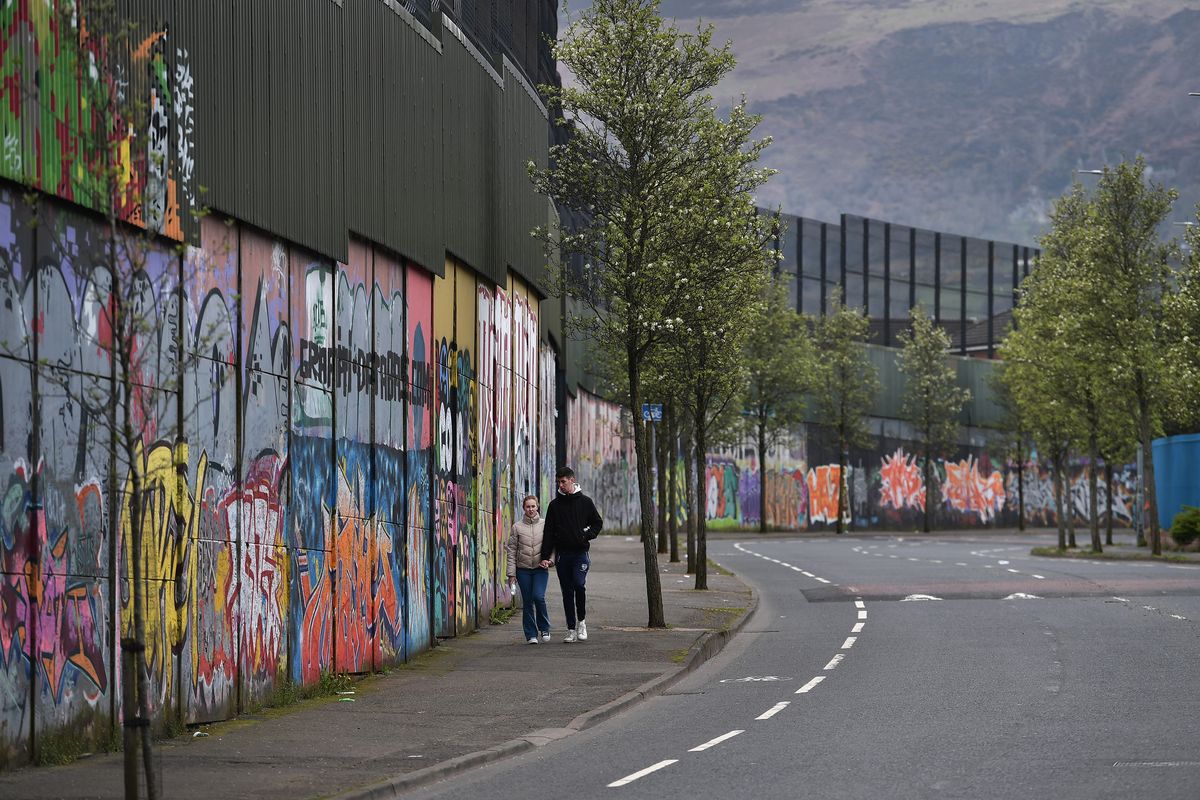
{"left": 407, "top": 534, "right": 1200, "bottom": 800}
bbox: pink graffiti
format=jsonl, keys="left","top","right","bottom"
{"left": 942, "top": 456, "right": 1006, "bottom": 522}
{"left": 879, "top": 449, "right": 925, "bottom": 512}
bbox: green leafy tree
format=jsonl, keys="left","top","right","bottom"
{"left": 1072, "top": 158, "right": 1177, "bottom": 554}
{"left": 898, "top": 306, "right": 971, "bottom": 533}
{"left": 1163, "top": 213, "right": 1200, "bottom": 434}
{"left": 742, "top": 275, "right": 814, "bottom": 532}
{"left": 812, "top": 292, "right": 879, "bottom": 534}
{"left": 531, "top": 0, "right": 771, "bottom": 622}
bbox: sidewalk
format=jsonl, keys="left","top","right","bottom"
{"left": 0, "top": 537, "right": 754, "bottom": 800}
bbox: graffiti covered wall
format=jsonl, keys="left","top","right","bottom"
{"left": 0, "top": 191, "right": 568, "bottom": 764}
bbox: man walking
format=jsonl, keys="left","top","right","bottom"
{"left": 539, "top": 466, "right": 603, "bottom": 642}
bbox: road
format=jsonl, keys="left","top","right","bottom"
{"left": 406, "top": 534, "right": 1200, "bottom": 800}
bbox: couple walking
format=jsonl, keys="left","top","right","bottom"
{"left": 506, "top": 466, "right": 604, "bottom": 644}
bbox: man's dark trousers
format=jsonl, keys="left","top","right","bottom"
{"left": 556, "top": 551, "right": 590, "bottom": 629}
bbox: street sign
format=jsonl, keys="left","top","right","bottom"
{"left": 642, "top": 403, "right": 663, "bottom": 422}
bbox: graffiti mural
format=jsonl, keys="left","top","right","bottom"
{"left": 0, "top": 6, "right": 198, "bottom": 239}
{"left": 942, "top": 456, "right": 1006, "bottom": 523}
{"left": 567, "top": 389, "right": 638, "bottom": 531}
{"left": 879, "top": 448, "right": 925, "bottom": 513}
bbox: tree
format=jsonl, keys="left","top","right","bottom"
{"left": 742, "top": 275, "right": 814, "bottom": 532}
{"left": 988, "top": 364, "right": 1032, "bottom": 531}
{"left": 897, "top": 306, "right": 971, "bottom": 533}
{"left": 1080, "top": 159, "right": 1177, "bottom": 555}
{"left": 811, "top": 292, "right": 879, "bottom": 534}
{"left": 531, "top": 0, "right": 770, "bottom": 624}
{"left": 1163, "top": 212, "right": 1200, "bottom": 435}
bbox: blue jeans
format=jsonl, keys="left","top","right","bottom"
{"left": 515, "top": 567, "right": 551, "bottom": 640}
{"left": 555, "top": 551, "right": 590, "bottom": 630}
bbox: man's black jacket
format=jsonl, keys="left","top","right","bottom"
{"left": 540, "top": 489, "right": 603, "bottom": 559}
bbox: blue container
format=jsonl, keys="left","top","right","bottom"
{"left": 1152, "top": 433, "right": 1200, "bottom": 531}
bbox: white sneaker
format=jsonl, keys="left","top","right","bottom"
{"left": 526, "top": 637, "right": 539, "bottom": 645}
{"left": 563, "top": 629, "right": 578, "bottom": 643}
{"left": 540, "top": 632, "right": 551, "bottom": 642}
{"left": 578, "top": 620, "right": 588, "bottom": 641}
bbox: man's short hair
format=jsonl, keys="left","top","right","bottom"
{"left": 556, "top": 466, "right": 575, "bottom": 480}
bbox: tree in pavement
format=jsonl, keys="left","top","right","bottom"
{"left": 1080, "top": 159, "right": 1177, "bottom": 554}
{"left": 811, "top": 292, "right": 879, "bottom": 534}
{"left": 988, "top": 364, "right": 1033, "bottom": 531}
{"left": 999, "top": 190, "right": 1090, "bottom": 551}
{"left": 530, "top": 0, "right": 771, "bottom": 624}
{"left": 742, "top": 275, "right": 814, "bottom": 533}
{"left": 897, "top": 306, "right": 971, "bottom": 533}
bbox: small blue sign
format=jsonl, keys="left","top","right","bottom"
{"left": 642, "top": 403, "right": 663, "bottom": 422}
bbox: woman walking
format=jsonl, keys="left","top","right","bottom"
{"left": 507, "top": 495, "right": 552, "bottom": 644}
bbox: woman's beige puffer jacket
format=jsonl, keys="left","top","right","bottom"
{"left": 507, "top": 516, "right": 548, "bottom": 579}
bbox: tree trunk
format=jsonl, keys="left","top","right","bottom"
{"left": 923, "top": 444, "right": 933, "bottom": 534}
{"left": 682, "top": 420, "right": 696, "bottom": 575}
{"left": 629, "top": 361, "right": 665, "bottom": 627}
{"left": 1104, "top": 461, "right": 1114, "bottom": 546}
{"left": 758, "top": 417, "right": 768, "bottom": 533}
{"left": 655, "top": 414, "right": 668, "bottom": 555}
{"left": 1088, "top": 409, "right": 1101, "bottom": 553}
{"left": 668, "top": 403, "right": 680, "bottom": 563}
{"left": 1053, "top": 452, "right": 1066, "bottom": 550}
{"left": 835, "top": 435, "right": 847, "bottom": 535}
{"left": 1137, "top": 381, "right": 1161, "bottom": 555}
{"left": 1017, "top": 444, "right": 1026, "bottom": 532}
{"left": 694, "top": 414, "right": 709, "bottom": 590}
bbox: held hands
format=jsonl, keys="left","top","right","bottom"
{"left": 538, "top": 559, "right": 552, "bottom": 569}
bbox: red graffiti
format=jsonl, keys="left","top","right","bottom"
{"left": 806, "top": 465, "right": 847, "bottom": 524}
{"left": 879, "top": 449, "right": 925, "bottom": 512}
{"left": 943, "top": 456, "right": 1006, "bottom": 522}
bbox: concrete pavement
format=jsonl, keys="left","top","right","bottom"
{"left": 0, "top": 536, "right": 754, "bottom": 800}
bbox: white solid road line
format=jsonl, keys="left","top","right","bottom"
{"left": 796, "top": 676, "right": 825, "bottom": 693}
{"left": 689, "top": 730, "right": 745, "bottom": 752}
{"left": 756, "top": 702, "right": 790, "bottom": 720}
{"left": 608, "top": 759, "right": 679, "bottom": 787}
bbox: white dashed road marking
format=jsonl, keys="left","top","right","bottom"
{"left": 796, "top": 676, "right": 825, "bottom": 694}
{"left": 823, "top": 654, "right": 844, "bottom": 671}
{"left": 756, "top": 702, "right": 789, "bottom": 720}
{"left": 608, "top": 760, "right": 678, "bottom": 787}
{"left": 688, "top": 730, "right": 744, "bottom": 752}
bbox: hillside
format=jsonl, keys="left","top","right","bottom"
{"left": 641, "top": 0, "right": 1200, "bottom": 245}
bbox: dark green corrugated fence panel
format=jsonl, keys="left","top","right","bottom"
{"left": 440, "top": 28, "right": 498, "bottom": 278}
{"left": 499, "top": 60, "right": 547, "bottom": 291}
{"left": 861, "top": 344, "right": 1002, "bottom": 428}
{"left": 341, "top": 1, "right": 443, "bottom": 275}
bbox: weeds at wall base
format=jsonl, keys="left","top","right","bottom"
{"left": 32, "top": 723, "right": 123, "bottom": 768}
{"left": 1030, "top": 546, "right": 1197, "bottom": 563}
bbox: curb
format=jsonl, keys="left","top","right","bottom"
{"left": 329, "top": 585, "right": 759, "bottom": 800}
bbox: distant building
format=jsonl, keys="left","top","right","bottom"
{"left": 773, "top": 211, "right": 1040, "bottom": 357}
